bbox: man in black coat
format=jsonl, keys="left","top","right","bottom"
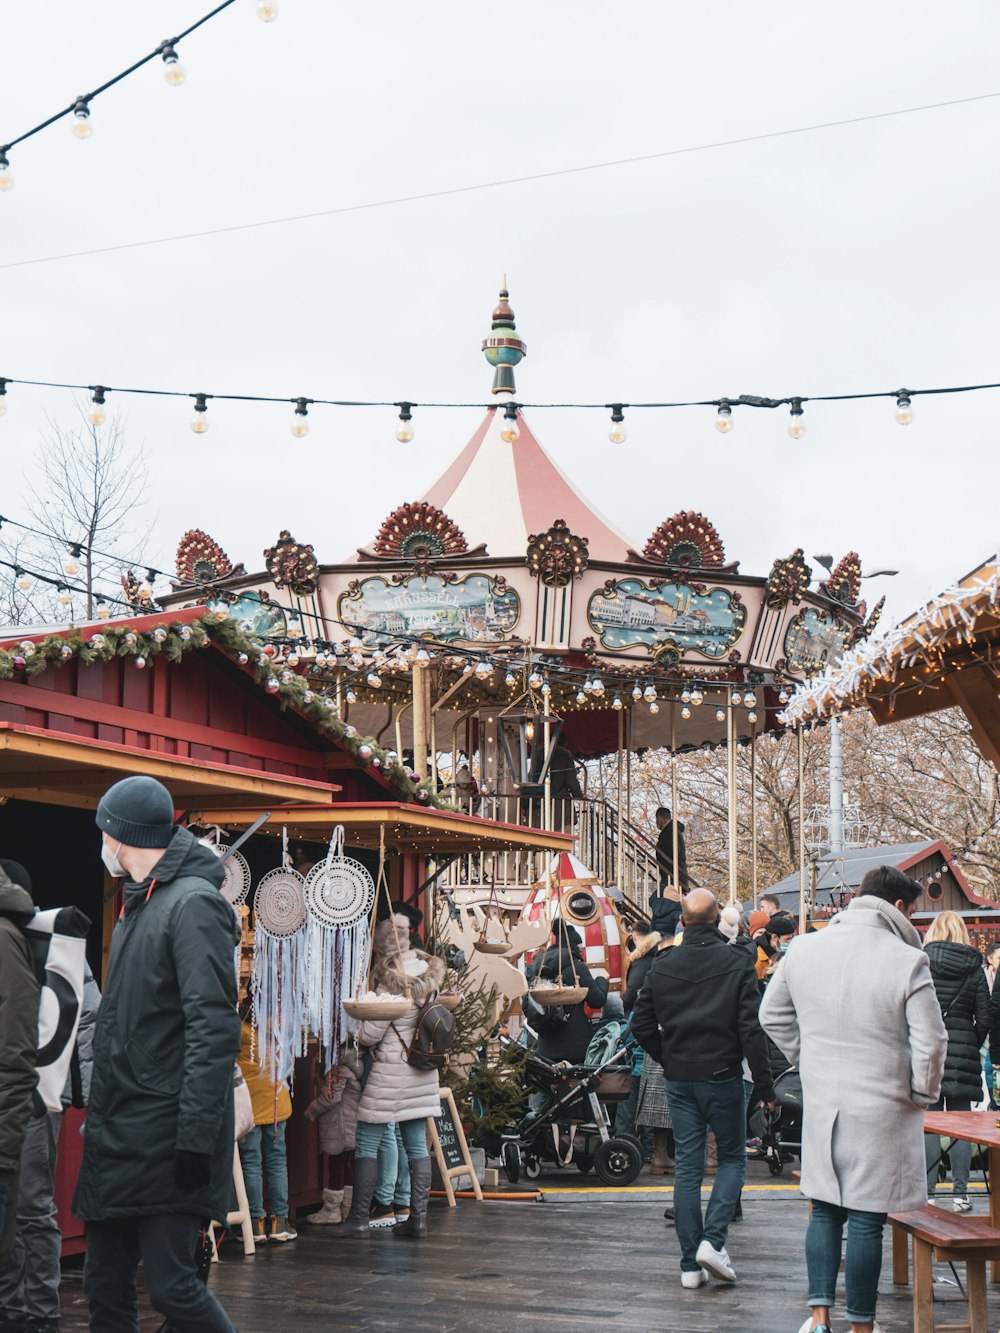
{"left": 632, "top": 889, "right": 773, "bottom": 1291}
{"left": 75, "top": 777, "right": 241, "bottom": 1333}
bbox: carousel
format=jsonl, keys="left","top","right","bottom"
{"left": 160, "top": 287, "right": 880, "bottom": 961}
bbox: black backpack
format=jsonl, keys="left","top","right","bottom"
{"left": 394, "top": 995, "right": 457, "bottom": 1072}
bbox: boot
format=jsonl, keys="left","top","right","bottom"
{"left": 325, "top": 1157, "right": 377, "bottom": 1239}
{"left": 394, "top": 1157, "right": 431, "bottom": 1240}
{"left": 308, "top": 1188, "right": 344, "bottom": 1225}
{"left": 341, "top": 1184, "right": 353, "bottom": 1222}
{"left": 649, "top": 1128, "right": 674, "bottom": 1176}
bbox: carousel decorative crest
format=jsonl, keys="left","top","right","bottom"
{"left": 175, "top": 529, "right": 236, "bottom": 584}
{"left": 765, "top": 548, "right": 812, "bottom": 610}
{"left": 820, "top": 552, "right": 862, "bottom": 605}
{"left": 264, "top": 530, "right": 319, "bottom": 596}
{"left": 642, "top": 511, "right": 726, "bottom": 570}
{"left": 371, "top": 501, "right": 469, "bottom": 573}
{"left": 526, "top": 519, "right": 590, "bottom": 587}
{"left": 849, "top": 594, "right": 886, "bottom": 646}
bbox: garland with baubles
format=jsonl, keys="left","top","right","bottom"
{"left": 0, "top": 611, "right": 450, "bottom": 810}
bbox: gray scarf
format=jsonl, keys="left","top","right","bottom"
{"left": 846, "top": 894, "right": 922, "bottom": 949}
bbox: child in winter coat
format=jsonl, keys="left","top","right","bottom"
{"left": 304, "top": 1046, "right": 364, "bottom": 1224}
{"left": 237, "top": 1016, "right": 296, "bottom": 1244}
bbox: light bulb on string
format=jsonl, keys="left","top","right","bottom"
{"left": 64, "top": 548, "right": 81, "bottom": 577}
{"left": 643, "top": 683, "right": 656, "bottom": 703}
{"left": 256, "top": 0, "right": 279, "bottom": 19}
{"left": 414, "top": 645, "right": 431, "bottom": 663}
{"left": 744, "top": 690, "right": 757, "bottom": 707}
{"left": 895, "top": 390, "right": 915, "bottom": 426}
{"left": 731, "top": 690, "right": 742, "bottom": 706}
{"left": 528, "top": 669, "right": 543, "bottom": 689}
{"left": 290, "top": 398, "right": 310, "bottom": 438}
{"left": 190, "top": 394, "right": 209, "bottom": 433}
{"left": 15, "top": 571, "right": 31, "bottom": 592}
{"left": 592, "top": 676, "right": 605, "bottom": 697}
{"left": 160, "top": 42, "right": 186, "bottom": 86}
{"left": 748, "top": 709, "right": 758, "bottom": 724}
{"left": 96, "top": 604, "right": 110, "bottom": 619}
{"left": 367, "top": 670, "right": 381, "bottom": 688}
{"left": 504, "top": 670, "right": 516, "bottom": 687}
{"left": 778, "top": 688, "right": 790, "bottom": 705}
{"left": 346, "top": 686, "right": 357, "bottom": 704}
{"left": 583, "top": 677, "right": 593, "bottom": 694}
{"left": 0, "top": 379, "right": 8, "bottom": 417}
{"left": 607, "top": 404, "right": 627, "bottom": 445}
{"left": 715, "top": 399, "right": 734, "bottom": 433}
{"left": 500, "top": 402, "right": 520, "bottom": 444}
{"left": 649, "top": 701, "right": 659, "bottom": 714}
{"left": 395, "top": 402, "right": 414, "bottom": 443}
{"left": 0, "top": 150, "right": 12, "bottom": 192}
{"left": 70, "top": 99, "right": 93, "bottom": 139}
{"left": 691, "top": 687, "right": 703, "bottom": 706}
{"left": 787, "top": 398, "right": 806, "bottom": 440}
{"left": 87, "top": 386, "right": 107, "bottom": 426}
{"left": 631, "top": 682, "right": 642, "bottom": 702}
{"left": 474, "top": 659, "right": 491, "bottom": 680}
{"left": 612, "top": 694, "right": 623, "bottom": 710}
{"left": 681, "top": 704, "right": 691, "bottom": 720}
{"left": 575, "top": 688, "right": 586, "bottom": 705}
{"left": 715, "top": 706, "right": 725, "bottom": 722}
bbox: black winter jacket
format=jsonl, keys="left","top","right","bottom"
{"left": 523, "top": 945, "right": 608, "bottom": 1064}
{"left": 73, "top": 828, "right": 241, "bottom": 1222}
{"left": 631, "top": 923, "right": 774, "bottom": 1100}
{"left": 621, "top": 936, "right": 660, "bottom": 1015}
{"left": 924, "top": 940, "right": 990, "bottom": 1100}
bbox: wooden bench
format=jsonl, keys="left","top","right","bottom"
{"left": 889, "top": 1205, "right": 1000, "bottom": 1333}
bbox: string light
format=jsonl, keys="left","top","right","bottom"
{"left": 290, "top": 398, "right": 310, "bottom": 438}
{"left": 731, "top": 690, "right": 742, "bottom": 706}
{"left": 87, "top": 386, "right": 107, "bottom": 426}
{"left": 631, "top": 682, "right": 642, "bottom": 702}
{"left": 612, "top": 693, "right": 623, "bottom": 710}
{"left": 643, "top": 683, "right": 656, "bottom": 703}
{"left": 691, "top": 687, "right": 703, "bottom": 706}
{"left": 0, "top": 152, "right": 12, "bottom": 192}
{"left": 716, "top": 706, "right": 725, "bottom": 722}
{"left": 528, "top": 669, "right": 543, "bottom": 689}
{"left": 649, "top": 700, "right": 659, "bottom": 714}
{"left": 715, "top": 399, "right": 734, "bottom": 433}
{"left": 64, "top": 546, "right": 81, "bottom": 576}
{"left": 744, "top": 690, "right": 757, "bottom": 707}
{"left": 607, "top": 404, "right": 627, "bottom": 444}
{"left": 474, "top": 659, "right": 492, "bottom": 680}
{"left": 0, "top": 380, "right": 7, "bottom": 416}
{"left": 500, "top": 402, "right": 520, "bottom": 444}
{"left": 681, "top": 704, "right": 691, "bottom": 720}
{"left": 504, "top": 670, "right": 516, "bottom": 687}
{"left": 346, "top": 686, "right": 357, "bottom": 704}
{"left": 70, "top": 100, "right": 93, "bottom": 139}
{"left": 787, "top": 397, "right": 806, "bottom": 439}
{"left": 161, "top": 43, "right": 187, "bottom": 87}
{"left": 576, "top": 688, "right": 586, "bottom": 704}
{"left": 895, "top": 390, "right": 915, "bottom": 425}
{"left": 190, "top": 394, "right": 209, "bottom": 433}
{"left": 395, "top": 402, "right": 414, "bottom": 443}
{"left": 748, "top": 709, "right": 758, "bottom": 723}
{"left": 256, "top": 0, "right": 279, "bottom": 19}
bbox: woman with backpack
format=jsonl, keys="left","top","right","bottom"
{"left": 923, "top": 911, "right": 991, "bottom": 1210}
{"left": 327, "top": 914, "right": 446, "bottom": 1241}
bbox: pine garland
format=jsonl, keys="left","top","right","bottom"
{"left": 0, "top": 610, "right": 456, "bottom": 810}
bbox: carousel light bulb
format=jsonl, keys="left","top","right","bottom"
{"left": 474, "top": 659, "right": 492, "bottom": 679}
{"left": 612, "top": 694, "right": 623, "bottom": 710}
{"left": 778, "top": 688, "right": 789, "bottom": 704}
{"left": 715, "top": 400, "right": 734, "bottom": 433}
{"left": 787, "top": 398, "right": 806, "bottom": 440}
{"left": 583, "top": 677, "right": 593, "bottom": 694}
{"left": 70, "top": 100, "right": 93, "bottom": 139}
{"left": 716, "top": 707, "right": 726, "bottom": 722}
{"left": 576, "top": 689, "right": 586, "bottom": 704}
{"left": 748, "top": 709, "right": 758, "bottom": 723}
{"left": 744, "top": 690, "right": 757, "bottom": 707}
{"left": 681, "top": 686, "right": 691, "bottom": 703}
{"left": 649, "top": 701, "right": 659, "bottom": 714}
{"left": 0, "top": 151, "right": 13, "bottom": 191}
{"left": 681, "top": 704, "right": 691, "bottom": 720}
{"left": 608, "top": 404, "right": 627, "bottom": 445}
{"left": 290, "top": 398, "right": 310, "bottom": 438}
{"left": 346, "top": 687, "right": 357, "bottom": 704}
{"left": 395, "top": 402, "right": 414, "bottom": 443}
{"left": 592, "top": 676, "right": 605, "bottom": 696}
{"left": 505, "top": 671, "right": 516, "bottom": 687}
{"left": 287, "top": 621, "right": 301, "bottom": 639}
{"left": 414, "top": 645, "right": 430, "bottom": 663}
{"left": 367, "top": 671, "right": 381, "bottom": 687}
{"left": 87, "top": 386, "right": 107, "bottom": 426}
{"left": 500, "top": 402, "right": 519, "bottom": 444}
{"left": 190, "top": 394, "right": 209, "bottom": 433}
{"left": 895, "top": 391, "right": 915, "bottom": 426}
{"left": 643, "top": 684, "right": 656, "bottom": 703}
{"left": 528, "top": 670, "right": 543, "bottom": 689}
{"left": 161, "top": 44, "right": 186, "bottom": 86}
{"left": 691, "top": 688, "right": 703, "bottom": 706}
{"left": 256, "top": 0, "right": 279, "bottom": 20}
{"left": 731, "top": 690, "right": 742, "bottom": 706}
{"left": 632, "top": 682, "right": 642, "bottom": 702}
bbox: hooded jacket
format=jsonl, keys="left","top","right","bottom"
{"left": 924, "top": 939, "right": 991, "bottom": 1100}
{"left": 355, "top": 951, "right": 447, "bottom": 1124}
{"left": 73, "top": 827, "right": 241, "bottom": 1222}
{"left": 621, "top": 932, "right": 661, "bottom": 1015}
{"left": 305, "top": 1048, "right": 364, "bottom": 1155}
{"left": 523, "top": 943, "right": 609, "bottom": 1064}
{"left": 0, "top": 870, "right": 39, "bottom": 1175}
{"left": 631, "top": 921, "right": 774, "bottom": 1099}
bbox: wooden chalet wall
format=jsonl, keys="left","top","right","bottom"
{"left": 907, "top": 850, "right": 968, "bottom": 915}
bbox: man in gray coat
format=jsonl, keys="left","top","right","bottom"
{"left": 74, "top": 776, "right": 241, "bottom": 1333}
{"left": 760, "top": 865, "right": 947, "bottom": 1333}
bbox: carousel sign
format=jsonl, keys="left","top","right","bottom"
{"left": 783, "top": 607, "right": 848, "bottom": 675}
{"left": 339, "top": 573, "right": 520, "bottom": 645}
{"left": 587, "top": 579, "right": 746, "bottom": 658}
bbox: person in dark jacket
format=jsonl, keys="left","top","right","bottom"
{"left": 654, "top": 807, "right": 689, "bottom": 891}
{"left": 75, "top": 776, "right": 241, "bottom": 1333}
{"left": 523, "top": 923, "right": 609, "bottom": 1065}
{"left": 632, "top": 888, "right": 774, "bottom": 1290}
{"left": 622, "top": 926, "right": 661, "bottom": 1015}
{"left": 0, "top": 866, "right": 39, "bottom": 1273}
{"left": 923, "top": 911, "right": 991, "bottom": 1210}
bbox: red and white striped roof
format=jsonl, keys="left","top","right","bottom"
{"left": 421, "top": 406, "right": 633, "bottom": 563}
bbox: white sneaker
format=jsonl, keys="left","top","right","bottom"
{"left": 796, "top": 1320, "right": 833, "bottom": 1333}
{"left": 696, "top": 1239, "right": 737, "bottom": 1282}
{"left": 953, "top": 1195, "right": 973, "bottom": 1213}
{"left": 681, "top": 1269, "right": 708, "bottom": 1289}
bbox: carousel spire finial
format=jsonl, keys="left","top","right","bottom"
{"left": 482, "top": 279, "right": 527, "bottom": 396}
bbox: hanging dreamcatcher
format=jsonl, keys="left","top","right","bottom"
{"left": 303, "top": 825, "right": 376, "bottom": 1072}
{"left": 342, "top": 827, "right": 411, "bottom": 1022}
{"left": 199, "top": 827, "right": 252, "bottom": 906}
{"left": 251, "top": 833, "right": 308, "bottom": 1086}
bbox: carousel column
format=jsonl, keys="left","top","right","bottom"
{"left": 726, "top": 688, "right": 738, "bottom": 906}
{"left": 750, "top": 721, "right": 759, "bottom": 909}
{"left": 411, "top": 659, "right": 430, "bottom": 781}
{"left": 797, "top": 725, "right": 807, "bottom": 927}
{"left": 616, "top": 707, "right": 625, "bottom": 891}
{"left": 670, "top": 706, "right": 679, "bottom": 905}
{"left": 542, "top": 713, "right": 552, "bottom": 832}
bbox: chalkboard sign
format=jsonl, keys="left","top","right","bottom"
{"left": 426, "top": 1088, "right": 483, "bottom": 1206}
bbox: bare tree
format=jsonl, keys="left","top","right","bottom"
{"left": 0, "top": 408, "right": 151, "bottom": 626}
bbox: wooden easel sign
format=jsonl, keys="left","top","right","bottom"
{"left": 426, "top": 1087, "right": 484, "bottom": 1207}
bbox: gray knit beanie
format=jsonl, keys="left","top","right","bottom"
{"left": 96, "top": 776, "right": 175, "bottom": 848}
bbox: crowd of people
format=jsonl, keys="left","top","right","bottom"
{"left": 3, "top": 770, "right": 1000, "bottom": 1332}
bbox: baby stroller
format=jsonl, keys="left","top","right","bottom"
{"left": 756, "top": 1067, "right": 803, "bottom": 1176}
{"left": 498, "top": 1034, "right": 642, "bottom": 1187}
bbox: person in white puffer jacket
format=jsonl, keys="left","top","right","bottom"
{"left": 326, "top": 915, "right": 445, "bottom": 1242}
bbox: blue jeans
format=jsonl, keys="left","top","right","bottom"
{"left": 666, "top": 1075, "right": 746, "bottom": 1271}
{"left": 806, "top": 1199, "right": 886, "bottom": 1324}
{"left": 239, "top": 1120, "right": 289, "bottom": 1220}
{"left": 371, "top": 1124, "right": 411, "bottom": 1206}
{"left": 356, "top": 1118, "right": 429, "bottom": 1163}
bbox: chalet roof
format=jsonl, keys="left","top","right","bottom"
{"left": 765, "top": 839, "right": 985, "bottom": 908}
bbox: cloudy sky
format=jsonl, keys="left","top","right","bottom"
{"left": 2, "top": 1, "right": 998, "bottom": 623}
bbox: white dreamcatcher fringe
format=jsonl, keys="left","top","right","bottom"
{"left": 252, "top": 925, "right": 308, "bottom": 1087}
{"left": 305, "top": 917, "right": 371, "bottom": 1073}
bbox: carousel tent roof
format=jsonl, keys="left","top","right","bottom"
{"left": 418, "top": 405, "right": 634, "bottom": 563}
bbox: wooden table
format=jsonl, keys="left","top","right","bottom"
{"left": 925, "top": 1110, "right": 1000, "bottom": 1282}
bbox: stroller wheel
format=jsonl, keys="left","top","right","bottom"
{"left": 594, "top": 1137, "right": 643, "bottom": 1187}
{"left": 523, "top": 1156, "right": 542, "bottom": 1181}
{"left": 767, "top": 1153, "right": 784, "bottom": 1177}
{"left": 502, "top": 1141, "right": 521, "bottom": 1185}
{"left": 575, "top": 1155, "right": 594, "bottom": 1174}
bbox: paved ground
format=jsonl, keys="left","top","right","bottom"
{"left": 57, "top": 1163, "right": 1000, "bottom": 1332}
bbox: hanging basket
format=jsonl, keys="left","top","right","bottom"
{"left": 436, "top": 991, "right": 462, "bottom": 1012}
{"left": 343, "top": 996, "right": 410, "bottom": 1022}
{"left": 530, "top": 983, "right": 588, "bottom": 1007}
{"left": 474, "top": 938, "right": 509, "bottom": 955}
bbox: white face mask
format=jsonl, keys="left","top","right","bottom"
{"left": 101, "top": 839, "right": 127, "bottom": 879}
